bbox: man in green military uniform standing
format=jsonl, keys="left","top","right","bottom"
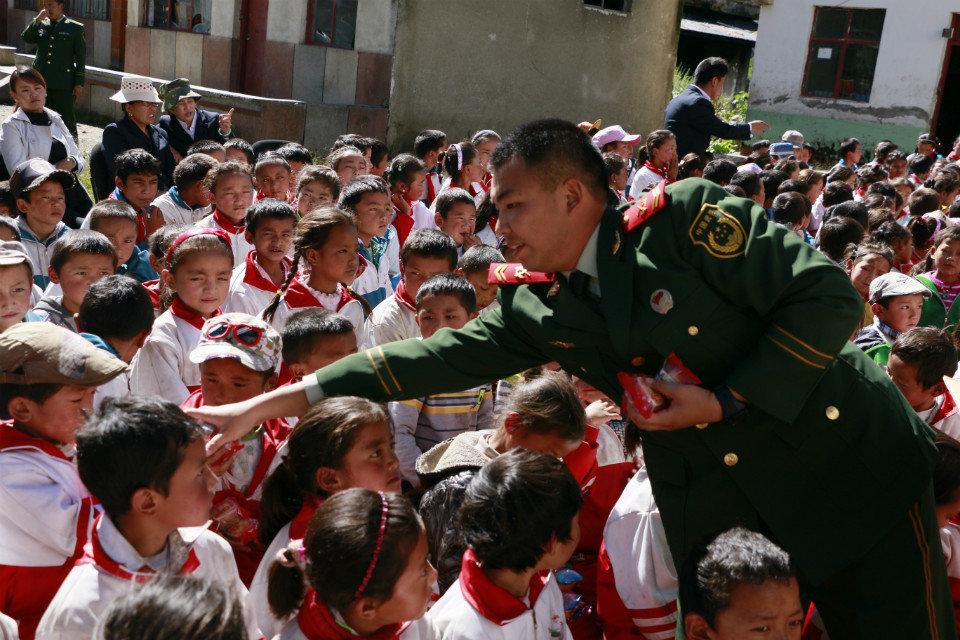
{"left": 21, "top": 0, "right": 85, "bottom": 138}
{"left": 191, "top": 119, "right": 955, "bottom": 639}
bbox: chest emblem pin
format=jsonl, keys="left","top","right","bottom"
{"left": 650, "top": 289, "right": 674, "bottom": 314}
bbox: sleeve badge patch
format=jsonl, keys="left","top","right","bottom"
{"left": 688, "top": 203, "right": 746, "bottom": 259}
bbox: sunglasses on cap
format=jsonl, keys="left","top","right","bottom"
{"left": 203, "top": 320, "right": 264, "bottom": 347}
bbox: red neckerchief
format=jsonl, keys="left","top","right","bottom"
{"left": 142, "top": 279, "right": 161, "bottom": 310}
{"left": 242, "top": 250, "right": 290, "bottom": 293}
{"left": 297, "top": 590, "right": 405, "bottom": 640}
{"left": 459, "top": 548, "right": 550, "bottom": 625}
{"left": 0, "top": 420, "right": 72, "bottom": 461}
{"left": 562, "top": 425, "right": 599, "bottom": 487}
{"left": 356, "top": 254, "right": 369, "bottom": 279}
{"left": 212, "top": 208, "right": 244, "bottom": 235}
{"left": 469, "top": 182, "right": 485, "bottom": 199}
{"left": 284, "top": 279, "right": 355, "bottom": 311}
{"left": 934, "top": 390, "right": 958, "bottom": 425}
{"left": 426, "top": 173, "right": 440, "bottom": 204}
{"left": 854, "top": 187, "right": 866, "bottom": 199}
{"left": 289, "top": 496, "right": 325, "bottom": 540}
{"left": 393, "top": 278, "right": 417, "bottom": 313}
{"left": 109, "top": 189, "right": 152, "bottom": 242}
{"left": 170, "top": 297, "right": 217, "bottom": 331}
{"left": 392, "top": 203, "right": 415, "bottom": 248}
{"left": 80, "top": 513, "right": 200, "bottom": 583}
{"left": 643, "top": 160, "right": 669, "bottom": 182}
{"left": 481, "top": 171, "right": 492, "bottom": 191}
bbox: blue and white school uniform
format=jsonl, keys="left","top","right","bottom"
{"left": 16, "top": 216, "right": 70, "bottom": 288}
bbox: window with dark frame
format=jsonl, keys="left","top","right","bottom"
{"left": 145, "top": 0, "right": 212, "bottom": 33}
{"left": 583, "top": 0, "right": 631, "bottom": 13}
{"left": 802, "top": 7, "right": 885, "bottom": 102}
{"left": 307, "top": 0, "right": 359, "bottom": 49}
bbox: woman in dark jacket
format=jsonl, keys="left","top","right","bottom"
{"left": 100, "top": 74, "right": 175, "bottom": 190}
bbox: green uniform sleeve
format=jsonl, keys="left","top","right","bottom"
{"left": 72, "top": 24, "right": 85, "bottom": 86}
{"left": 313, "top": 301, "right": 549, "bottom": 402}
{"left": 667, "top": 179, "right": 862, "bottom": 424}
{"left": 22, "top": 18, "right": 40, "bottom": 44}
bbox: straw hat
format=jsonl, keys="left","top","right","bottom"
{"left": 109, "top": 75, "right": 162, "bottom": 104}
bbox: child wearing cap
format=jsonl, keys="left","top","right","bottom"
{"left": 223, "top": 199, "right": 297, "bottom": 317}
{"left": 33, "top": 231, "right": 117, "bottom": 333}
{"left": 152, "top": 153, "right": 217, "bottom": 226}
{"left": 88, "top": 199, "right": 158, "bottom": 283}
{"left": 181, "top": 312, "right": 290, "bottom": 585}
{"left": 77, "top": 275, "right": 156, "bottom": 409}
{"left": 194, "top": 161, "right": 256, "bottom": 266}
{"left": 36, "top": 396, "right": 259, "bottom": 640}
{"left": 888, "top": 327, "right": 960, "bottom": 441}
{"left": 389, "top": 274, "right": 493, "bottom": 488}
{"left": 593, "top": 125, "right": 642, "bottom": 192}
{"left": 854, "top": 272, "right": 930, "bottom": 366}
{"left": 0, "top": 241, "right": 42, "bottom": 332}
{"left": 0, "top": 323, "right": 126, "bottom": 639}
{"left": 10, "top": 158, "right": 75, "bottom": 289}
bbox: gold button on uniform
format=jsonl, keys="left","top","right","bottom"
{"left": 723, "top": 453, "right": 739, "bottom": 467}
{"left": 687, "top": 325, "right": 700, "bottom": 336}
{"left": 825, "top": 406, "right": 840, "bottom": 421}
{"left": 696, "top": 422, "right": 709, "bottom": 429}
{"left": 631, "top": 356, "right": 645, "bottom": 367}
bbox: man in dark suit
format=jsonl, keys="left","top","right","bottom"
{"left": 664, "top": 57, "right": 769, "bottom": 158}
{"left": 158, "top": 78, "right": 233, "bottom": 161}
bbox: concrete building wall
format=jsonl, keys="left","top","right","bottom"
{"left": 388, "top": 0, "right": 682, "bottom": 149}
{"left": 749, "top": 0, "right": 954, "bottom": 151}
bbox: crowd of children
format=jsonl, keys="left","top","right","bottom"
{"left": 6, "top": 80, "right": 960, "bottom": 640}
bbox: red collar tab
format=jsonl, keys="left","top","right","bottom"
{"left": 488, "top": 263, "right": 556, "bottom": 286}
{"left": 297, "top": 590, "right": 404, "bottom": 639}
{"left": 165, "top": 227, "right": 233, "bottom": 264}
{"left": 458, "top": 548, "right": 550, "bottom": 625}
{"left": 81, "top": 514, "right": 200, "bottom": 583}
{"left": 394, "top": 278, "right": 418, "bottom": 312}
{"left": 0, "top": 421, "right": 72, "bottom": 461}
{"left": 622, "top": 179, "right": 668, "bottom": 233}
{"left": 212, "top": 208, "right": 245, "bottom": 235}
{"left": 170, "top": 297, "right": 218, "bottom": 331}
{"left": 242, "top": 250, "right": 290, "bottom": 293}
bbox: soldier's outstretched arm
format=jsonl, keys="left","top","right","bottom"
{"left": 189, "top": 305, "right": 550, "bottom": 452}
{"left": 667, "top": 179, "right": 862, "bottom": 424}
{"left": 21, "top": 18, "right": 40, "bottom": 43}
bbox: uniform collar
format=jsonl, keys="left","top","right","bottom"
{"left": 88, "top": 512, "right": 204, "bottom": 581}
{"left": 561, "top": 224, "right": 600, "bottom": 281}
{"left": 690, "top": 83, "right": 712, "bottom": 100}
{"left": 0, "top": 420, "right": 75, "bottom": 460}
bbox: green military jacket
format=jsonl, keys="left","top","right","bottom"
{"left": 22, "top": 16, "right": 85, "bottom": 91}
{"left": 311, "top": 178, "right": 936, "bottom": 585}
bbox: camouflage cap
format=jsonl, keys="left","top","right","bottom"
{"left": 0, "top": 323, "right": 127, "bottom": 385}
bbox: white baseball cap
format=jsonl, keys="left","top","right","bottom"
{"left": 592, "top": 125, "right": 642, "bottom": 149}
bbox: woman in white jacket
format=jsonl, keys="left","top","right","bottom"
{"left": 1, "top": 66, "right": 91, "bottom": 225}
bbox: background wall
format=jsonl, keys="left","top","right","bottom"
{"left": 749, "top": 0, "right": 954, "bottom": 151}
{"left": 388, "top": 0, "right": 682, "bottom": 149}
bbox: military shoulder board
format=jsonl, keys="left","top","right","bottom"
{"left": 488, "top": 263, "right": 556, "bottom": 285}
{"left": 622, "top": 179, "right": 668, "bottom": 233}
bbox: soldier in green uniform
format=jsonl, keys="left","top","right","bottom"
{"left": 191, "top": 119, "right": 954, "bottom": 638}
{"left": 21, "top": 0, "right": 85, "bottom": 138}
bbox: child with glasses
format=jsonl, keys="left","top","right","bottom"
{"left": 181, "top": 312, "right": 290, "bottom": 585}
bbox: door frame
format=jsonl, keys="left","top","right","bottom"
{"left": 931, "top": 13, "right": 960, "bottom": 138}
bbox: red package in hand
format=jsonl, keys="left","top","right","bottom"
{"left": 617, "top": 372, "right": 664, "bottom": 419}
{"left": 658, "top": 353, "right": 701, "bottom": 386}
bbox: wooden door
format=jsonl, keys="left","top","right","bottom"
{"left": 239, "top": 0, "right": 270, "bottom": 95}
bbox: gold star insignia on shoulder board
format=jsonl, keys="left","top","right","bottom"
{"left": 514, "top": 266, "right": 528, "bottom": 280}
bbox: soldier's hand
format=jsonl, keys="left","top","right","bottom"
{"left": 72, "top": 85, "right": 83, "bottom": 99}
{"left": 37, "top": 8, "right": 48, "bottom": 21}
{"left": 622, "top": 380, "right": 722, "bottom": 431}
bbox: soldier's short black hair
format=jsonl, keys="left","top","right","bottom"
{"left": 679, "top": 528, "right": 796, "bottom": 627}
{"left": 891, "top": 327, "right": 957, "bottom": 389}
{"left": 50, "top": 230, "right": 117, "bottom": 274}
{"left": 186, "top": 139, "right": 225, "bottom": 158}
{"left": 489, "top": 119, "right": 607, "bottom": 199}
{"left": 400, "top": 229, "right": 458, "bottom": 270}
{"left": 459, "top": 449, "right": 581, "bottom": 572}
{"left": 729, "top": 171, "right": 761, "bottom": 199}
{"left": 173, "top": 153, "right": 218, "bottom": 191}
{"left": 77, "top": 397, "right": 205, "bottom": 520}
{"left": 276, "top": 143, "right": 313, "bottom": 166}
{"left": 840, "top": 137, "right": 861, "bottom": 157}
{"left": 415, "top": 273, "right": 477, "bottom": 314}
{"left": 693, "top": 57, "right": 730, "bottom": 86}
{"left": 702, "top": 159, "right": 737, "bottom": 186}
{"left": 223, "top": 138, "right": 255, "bottom": 165}
{"left": 115, "top": 149, "right": 161, "bottom": 181}
{"left": 458, "top": 244, "right": 504, "bottom": 275}
{"left": 414, "top": 129, "right": 447, "bottom": 159}
{"left": 280, "top": 308, "right": 354, "bottom": 364}
{"left": 245, "top": 198, "right": 297, "bottom": 234}
{"left": 771, "top": 192, "right": 810, "bottom": 226}
{"left": 79, "top": 275, "right": 154, "bottom": 341}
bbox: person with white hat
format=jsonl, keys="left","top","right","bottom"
{"left": 593, "top": 125, "right": 643, "bottom": 194}
{"left": 100, "top": 75, "right": 175, "bottom": 190}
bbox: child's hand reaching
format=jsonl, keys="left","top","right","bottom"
{"left": 584, "top": 398, "right": 621, "bottom": 424}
